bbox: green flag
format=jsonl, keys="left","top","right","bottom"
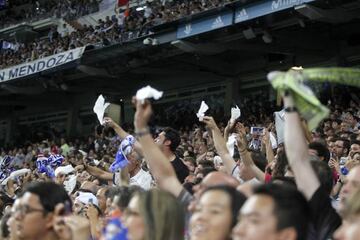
{"left": 268, "top": 67, "right": 360, "bottom": 130}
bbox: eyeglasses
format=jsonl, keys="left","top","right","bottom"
{"left": 12, "top": 205, "right": 47, "bottom": 216}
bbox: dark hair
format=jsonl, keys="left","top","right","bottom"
{"left": 198, "top": 159, "right": 215, "bottom": 169}
{"left": 308, "top": 142, "right": 330, "bottom": 163}
{"left": 271, "top": 176, "right": 297, "bottom": 188}
{"left": 336, "top": 138, "right": 351, "bottom": 154}
{"left": 114, "top": 186, "right": 142, "bottom": 211}
{"left": 198, "top": 167, "right": 216, "bottom": 178}
{"left": 0, "top": 192, "right": 14, "bottom": 210}
{"left": 250, "top": 150, "right": 267, "bottom": 172}
{"left": 351, "top": 140, "right": 360, "bottom": 147}
{"left": 22, "top": 182, "right": 72, "bottom": 213}
{"left": 254, "top": 184, "right": 309, "bottom": 240}
{"left": 310, "top": 160, "right": 333, "bottom": 196}
{"left": 272, "top": 151, "right": 288, "bottom": 178}
{"left": 0, "top": 211, "right": 11, "bottom": 238}
{"left": 202, "top": 185, "right": 247, "bottom": 227}
{"left": 163, "top": 127, "right": 181, "bottom": 152}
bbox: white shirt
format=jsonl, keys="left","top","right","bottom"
{"left": 232, "top": 165, "right": 261, "bottom": 185}
{"left": 113, "top": 168, "right": 152, "bottom": 190}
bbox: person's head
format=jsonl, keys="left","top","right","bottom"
{"left": 334, "top": 138, "right": 351, "bottom": 157}
{"left": 7, "top": 199, "right": 20, "bottom": 240}
{"left": 124, "top": 189, "right": 184, "bottom": 240}
{"left": 190, "top": 185, "right": 246, "bottom": 240}
{"left": 308, "top": 142, "right": 330, "bottom": 163}
{"left": 184, "top": 157, "right": 196, "bottom": 172}
{"left": 334, "top": 188, "right": 360, "bottom": 240}
{"left": 155, "top": 127, "right": 180, "bottom": 154}
{"left": 339, "top": 165, "right": 360, "bottom": 214}
{"left": 126, "top": 149, "right": 142, "bottom": 173}
{"left": 193, "top": 171, "right": 239, "bottom": 196}
{"left": 96, "top": 187, "right": 109, "bottom": 213}
{"left": 232, "top": 183, "right": 309, "bottom": 240}
{"left": 73, "top": 191, "right": 98, "bottom": 217}
{"left": 205, "top": 151, "right": 215, "bottom": 161}
{"left": 111, "top": 186, "right": 142, "bottom": 214}
{"left": 350, "top": 140, "right": 360, "bottom": 153}
{"left": 14, "top": 182, "right": 72, "bottom": 240}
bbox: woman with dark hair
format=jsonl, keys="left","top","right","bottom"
{"left": 189, "top": 185, "right": 247, "bottom": 240}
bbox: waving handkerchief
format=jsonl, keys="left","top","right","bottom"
{"left": 231, "top": 105, "right": 241, "bottom": 122}
{"left": 64, "top": 175, "right": 77, "bottom": 194}
{"left": 269, "top": 132, "right": 278, "bottom": 149}
{"left": 1, "top": 169, "right": 31, "bottom": 185}
{"left": 136, "top": 85, "right": 163, "bottom": 103}
{"left": 226, "top": 133, "right": 238, "bottom": 157}
{"left": 196, "top": 101, "right": 209, "bottom": 121}
{"left": 94, "top": 95, "right": 110, "bottom": 124}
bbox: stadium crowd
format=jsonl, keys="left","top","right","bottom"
{"left": 0, "top": 0, "right": 237, "bottom": 69}
{"left": 0, "top": 0, "right": 100, "bottom": 29}
{"left": 0, "top": 82, "right": 359, "bottom": 240}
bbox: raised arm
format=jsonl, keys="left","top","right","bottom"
{"left": 284, "top": 95, "right": 320, "bottom": 200}
{"left": 202, "top": 116, "right": 236, "bottom": 174}
{"left": 83, "top": 164, "right": 113, "bottom": 181}
{"left": 262, "top": 130, "right": 275, "bottom": 164}
{"left": 103, "top": 117, "right": 143, "bottom": 155}
{"left": 236, "top": 123, "right": 265, "bottom": 182}
{"left": 133, "top": 99, "right": 183, "bottom": 197}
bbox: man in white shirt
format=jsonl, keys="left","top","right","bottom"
{"left": 83, "top": 148, "right": 152, "bottom": 190}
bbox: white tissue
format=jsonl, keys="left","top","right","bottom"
{"left": 93, "top": 95, "right": 110, "bottom": 124}
{"left": 231, "top": 105, "right": 241, "bottom": 122}
{"left": 1, "top": 169, "right": 31, "bottom": 185}
{"left": 226, "top": 134, "right": 238, "bottom": 157}
{"left": 196, "top": 101, "right": 209, "bottom": 121}
{"left": 64, "top": 175, "right": 77, "bottom": 194}
{"left": 136, "top": 85, "right": 163, "bottom": 103}
{"left": 55, "top": 165, "right": 75, "bottom": 177}
{"left": 270, "top": 132, "right": 278, "bottom": 149}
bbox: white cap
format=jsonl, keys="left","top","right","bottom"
{"left": 55, "top": 165, "right": 75, "bottom": 177}
{"left": 75, "top": 192, "right": 99, "bottom": 207}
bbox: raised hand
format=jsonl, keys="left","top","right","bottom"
{"left": 133, "top": 98, "right": 153, "bottom": 130}
{"left": 201, "top": 116, "right": 218, "bottom": 130}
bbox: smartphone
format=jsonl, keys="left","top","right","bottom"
{"left": 250, "top": 127, "right": 265, "bottom": 135}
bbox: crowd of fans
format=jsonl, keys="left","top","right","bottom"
{"left": 0, "top": 0, "right": 237, "bottom": 69}
{"left": 0, "top": 82, "right": 358, "bottom": 240}
{"left": 0, "top": 0, "right": 100, "bottom": 29}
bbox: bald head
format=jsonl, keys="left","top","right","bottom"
{"left": 80, "top": 181, "right": 99, "bottom": 195}
{"left": 202, "top": 171, "right": 240, "bottom": 188}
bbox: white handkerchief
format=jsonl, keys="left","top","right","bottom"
{"left": 1, "top": 169, "right": 31, "bottom": 185}
{"left": 196, "top": 101, "right": 209, "bottom": 121}
{"left": 55, "top": 165, "right": 75, "bottom": 177}
{"left": 270, "top": 132, "right": 278, "bottom": 149}
{"left": 274, "top": 110, "right": 285, "bottom": 144}
{"left": 231, "top": 105, "right": 241, "bottom": 122}
{"left": 64, "top": 175, "right": 77, "bottom": 194}
{"left": 226, "top": 133, "right": 238, "bottom": 157}
{"left": 136, "top": 85, "right": 163, "bottom": 103}
{"left": 93, "top": 95, "right": 110, "bottom": 124}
